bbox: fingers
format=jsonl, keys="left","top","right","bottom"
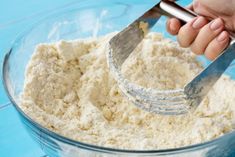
{"left": 177, "top": 16, "right": 208, "bottom": 48}
{"left": 166, "top": 16, "right": 229, "bottom": 60}
{"left": 167, "top": 18, "right": 181, "bottom": 35}
{"left": 204, "top": 31, "right": 230, "bottom": 60}
{"left": 166, "top": 4, "right": 193, "bottom": 36}
{"left": 190, "top": 18, "right": 224, "bottom": 55}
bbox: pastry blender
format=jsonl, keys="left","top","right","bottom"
{"left": 108, "top": 0, "right": 235, "bottom": 115}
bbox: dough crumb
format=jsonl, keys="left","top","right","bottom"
{"left": 20, "top": 32, "right": 235, "bottom": 150}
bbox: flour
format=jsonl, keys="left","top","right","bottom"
{"left": 121, "top": 33, "right": 202, "bottom": 90}
{"left": 20, "top": 32, "right": 235, "bottom": 150}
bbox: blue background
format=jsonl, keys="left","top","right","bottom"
{"left": 0, "top": 0, "right": 190, "bottom": 156}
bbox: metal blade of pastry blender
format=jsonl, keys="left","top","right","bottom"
{"left": 109, "top": 0, "right": 196, "bottom": 67}
{"left": 184, "top": 42, "right": 235, "bottom": 110}
{"left": 110, "top": 0, "right": 235, "bottom": 114}
{"left": 110, "top": 2, "right": 194, "bottom": 92}
{"left": 109, "top": 3, "right": 161, "bottom": 67}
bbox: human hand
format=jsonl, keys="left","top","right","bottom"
{"left": 166, "top": 0, "right": 235, "bottom": 60}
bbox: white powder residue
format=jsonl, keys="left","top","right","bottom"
{"left": 20, "top": 32, "right": 235, "bottom": 150}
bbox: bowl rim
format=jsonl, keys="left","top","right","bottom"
{"left": 2, "top": 0, "right": 235, "bottom": 154}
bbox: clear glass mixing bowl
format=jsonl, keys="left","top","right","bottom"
{"left": 3, "top": 0, "right": 235, "bottom": 156}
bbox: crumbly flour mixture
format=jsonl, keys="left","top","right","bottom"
{"left": 20, "top": 32, "right": 235, "bottom": 150}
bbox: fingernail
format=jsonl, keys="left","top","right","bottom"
{"left": 169, "top": 20, "right": 177, "bottom": 32}
{"left": 192, "top": 17, "right": 205, "bottom": 29}
{"left": 217, "top": 31, "right": 228, "bottom": 42}
{"left": 210, "top": 18, "right": 223, "bottom": 30}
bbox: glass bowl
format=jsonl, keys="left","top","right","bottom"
{"left": 3, "top": 0, "right": 235, "bottom": 156}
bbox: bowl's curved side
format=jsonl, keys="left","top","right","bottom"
{"left": 2, "top": 0, "right": 235, "bottom": 156}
